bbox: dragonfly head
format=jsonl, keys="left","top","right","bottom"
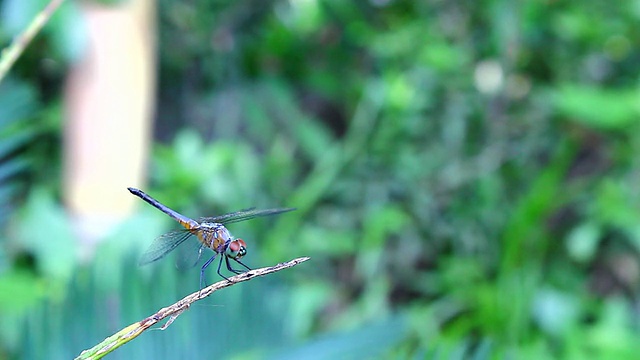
{"left": 226, "top": 239, "right": 247, "bottom": 259}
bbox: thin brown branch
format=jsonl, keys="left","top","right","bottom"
{"left": 75, "top": 256, "right": 311, "bottom": 360}
{"left": 0, "top": 0, "right": 66, "bottom": 83}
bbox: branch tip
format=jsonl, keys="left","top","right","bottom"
{"left": 75, "top": 256, "right": 310, "bottom": 360}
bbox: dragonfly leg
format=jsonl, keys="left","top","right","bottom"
{"left": 225, "top": 256, "right": 243, "bottom": 274}
{"left": 216, "top": 255, "right": 231, "bottom": 281}
{"left": 200, "top": 253, "right": 218, "bottom": 289}
{"left": 233, "top": 258, "right": 252, "bottom": 272}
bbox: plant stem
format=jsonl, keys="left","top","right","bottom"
{"left": 74, "top": 256, "right": 310, "bottom": 360}
{"left": 0, "top": 0, "right": 66, "bottom": 83}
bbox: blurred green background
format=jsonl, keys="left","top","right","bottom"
{"left": 2, "top": 0, "right": 640, "bottom": 359}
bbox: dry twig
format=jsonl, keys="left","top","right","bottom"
{"left": 75, "top": 256, "right": 310, "bottom": 360}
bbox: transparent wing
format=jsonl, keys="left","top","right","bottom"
{"left": 199, "top": 207, "right": 296, "bottom": 225}
{"left": 138, "top": 229, "right": 196, "bottom": 266}
{"left": 175, "top": 238, "right": 208, "bottom": 270}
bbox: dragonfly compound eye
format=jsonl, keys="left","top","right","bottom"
{"left": 227, "top": 239, "right": 247, "bottom": 259}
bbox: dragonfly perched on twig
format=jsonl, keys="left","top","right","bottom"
{"left": 128, "top": 187, "right": 295, "bottom": 288}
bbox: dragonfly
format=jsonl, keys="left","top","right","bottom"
{"left": 128, "top": 187, "right": 295, "bottom": 288}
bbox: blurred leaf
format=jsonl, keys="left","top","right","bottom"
{"left": 0, "top": 157, "right": 30, "bottom": 183}
{"left": 0, "top": 269, "right": 43, "bottom": 353}
{"left": 385, "top": 72, "right": 415, "bottom": 111}
{"left": 288, "top": 0, "right": 323, "bottom": 35}
{"left": 287, "top": 281, "right": 336, "bottom": 337}
{"left": 154, "top": 130, "right": 269, "bottom": 209}
{"left": 501, "top": 139, "right": 575, "bottom": 270}
{"left": 0, "top": 78, "right": 38, "bottom": 125}
{"left": 419, "top": 41, "right": 468, "bottom": 72}
{"left": 14, "top": 189, "right": 76, "bottom": 283}
{"left": 566, "top": 222, "right": 601, "bottom": 263}
{"left": 361, "top": 205, "right": 408, "bottom": 248}
{"left": 0, "top": 0, "right": 86, "bottom": 61}
{"left": 555, "top": 85, "right": 640, "bottom": 129}
{"left": 0, "top": 129, "right": 37, "bottom": 161}
{"left": 532, "top": 288, "right": 580, "bottom": 337}
{"left": 586, "top": 298, "right": 640, "bottom": 357}
{"left": 592, "top": 180, "right": 640, "bottom": 252}
{"left": 271, "top": 314, "right": 408, "bottom": 360}
{"left": 291, "top": 116, "right": 335, "bottom": 162}
{"left": 0, "top": 0, "right": 42, "bottom": 35}
{"left": 0, "top": 269, "right": 42, "bottom": 311}
{"left": 594, "top": 180, "right": 637, "bottom": 228}
{"left": 333, "top": 278, "right": 392, "bottom": 330}
{"left": 48, "top": 1, "right": 87, "bottom": 61}
{"left": 299, "top": 225, "right": 356, "bottom": 255}
{"left": 370, "top": 21, "right": 426, "bottom": 60}
{"left": 355, "top": 205, "right": 409, "bottom": 282}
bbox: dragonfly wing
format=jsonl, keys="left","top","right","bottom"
{"left": 199, "top": 207, "right": 296, "bottom": 225}
{"left": 138, "top": 230, "right": 194, "bottom": 266}
{"left": 175, "top": 238, "right": 207, "bottom": 270}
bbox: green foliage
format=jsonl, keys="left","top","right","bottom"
{"left": 554, "top": 85, "right": 640, "bottom": 129}
{"left": 2, "top": 0, "right": 640, "bottom": 359}
{"left": 0, "top": 77, "right": 48, "bottom": 357}
{"left": 1, "top": 0, "right": 86, "bottom": 61}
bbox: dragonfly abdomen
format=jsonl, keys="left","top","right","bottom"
{"left": 128, "top": 187, "right": 199, "bottom": 229}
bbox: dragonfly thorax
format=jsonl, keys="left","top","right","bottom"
{"left": 198, "top": 223, "right": 247, "bottom": 259}
{"left": 198, "top": 222, "right": 234, "bottom": 252}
